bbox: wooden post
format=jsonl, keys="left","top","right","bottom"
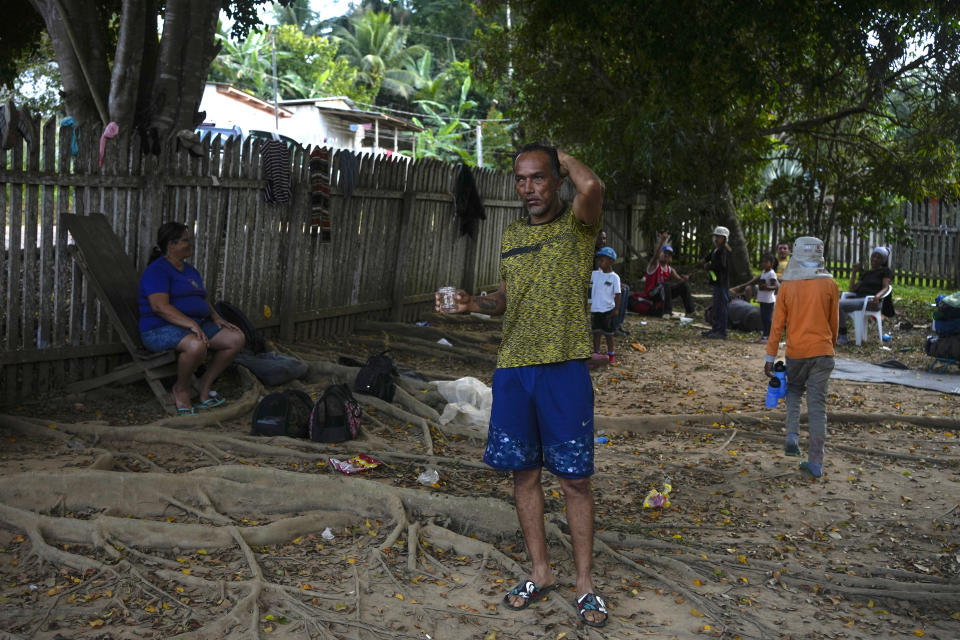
{"left": 462, "top": 232, "right": 479, "bottom": 294}
{"left": 604, "top": 218, "right": 643, "bottom": 262}
{"left": 391, "top": 190, "right": 416, "bottom": 322}
{"left": 280, "top": 151, "right": 307, "bottom": 341}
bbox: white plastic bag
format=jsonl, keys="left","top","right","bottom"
{"left": 432, "top": 376, "right": 492, "bottom": 430}
{"left": 417, "top": 469, "right": 439, "bottom": 485}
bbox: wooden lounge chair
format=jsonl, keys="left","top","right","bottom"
{"left": 61, "top": 213, "right": 178, "bottom": 413}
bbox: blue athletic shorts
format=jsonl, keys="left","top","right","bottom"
{"left": 140, "top": 319, "right": 220, "bottom": 352}
{"left": 483, "top": 360, "right": 595, "bottom": 479}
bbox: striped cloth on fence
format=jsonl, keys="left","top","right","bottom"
{"left": 262, "top": 139, "right": 291, "bottom": 204}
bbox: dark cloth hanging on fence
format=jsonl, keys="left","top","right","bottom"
{"left": 454, "top": 163, "right": 485, "bottom": 238}
{"left": 310, "top": 147, "right": 332, "bottom": 241}
{"left": 262, "top": 139, "right": 292, "bottom": 204}
{"left": 338, "top": 150, "right": 358, "bottom": 198}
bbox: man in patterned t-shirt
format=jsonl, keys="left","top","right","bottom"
{"left": 436, "top": 144, "right": 608, "bottom": 627}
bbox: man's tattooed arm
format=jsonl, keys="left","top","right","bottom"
{"left": 470, "top": 282, "right": 507, "bottom": 316}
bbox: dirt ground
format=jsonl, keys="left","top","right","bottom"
{"left": 0, "top": 309, "right": 957, "bottom": 640}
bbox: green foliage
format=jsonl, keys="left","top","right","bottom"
{"left": 410, "top": 75, "right": 477, "bottom": 164}
{"left": 0, "top": 0, "right": 47, "bottom": 88}
{"left": 478, "top": 0, "right": 960, "bottom": 243}
{"left": 209, "top": 25, "right": 378, "bottom": 104}
{"left": 274, "top": 25, "right": 378, "bottom": 102}
{"left": 333, "top": 10, "right": 427, "bottom": 101}
{"left": 0, "top": 32, "right": 61, "bottom": 117}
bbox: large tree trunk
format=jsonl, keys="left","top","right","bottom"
{"left": 108, "top": 0, "right": 147, "bottom": 129}
{"left": 716, "top": 187, "right": 753, "bottom": 284}
{"left": 27, "top": 0, "right": 221, "bottom": 138}
{"left": 151, "top": 0, "right": 222, "bottom": 138}
{"left": 28, "top": 0, "right": 112, "bottom": 126}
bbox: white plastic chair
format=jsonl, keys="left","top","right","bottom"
{"left": 841, "top": 286, "right": 893, "bottom": 345}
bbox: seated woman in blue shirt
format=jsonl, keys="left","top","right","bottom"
{"left": 139, "top": 222, "right": 245, "bottom": 414}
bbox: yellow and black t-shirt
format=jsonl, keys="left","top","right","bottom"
{"left": 497, "top": 207, "right": 601, "bottom": 368}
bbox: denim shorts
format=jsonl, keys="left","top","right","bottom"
{"left": 483, "top": 360, "right": 595, "bottom": 479}
{"left": 140, "top": 319, "right": 220, "bottom": 352}
{"left": 591, "top": 311, "right": 616, "bottom": 336}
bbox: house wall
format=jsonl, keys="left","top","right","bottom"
{"left": 197, "top": 86, "right": 284, "bottom": 136}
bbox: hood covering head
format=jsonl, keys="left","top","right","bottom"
{"left": 871, "top": 246, "right": 890, "bottom": 265}
{"left": 780, "top": 236, "right": 833, "bottom": 281}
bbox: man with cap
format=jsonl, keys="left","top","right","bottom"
{"left": 643, "top": 232, "right": 695, "bottom": 317}
{"left": 765, "top": 237, "right": 839, "bottom": 479}
{"left": 698, "top": 226, "right": 732, "bottom": 338}
{"left": 591, "top": 246, "right": 621, "bottom": 362}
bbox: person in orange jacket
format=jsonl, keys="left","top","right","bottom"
{"left": 764, "top": 237, "right": 839, "bottom": 479}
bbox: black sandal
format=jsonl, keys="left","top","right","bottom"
{"left": 576, "top": 592, "right": 608, "bottom": 628}
{"left": 503, "top": 579, "right": 556, "bottom": 610}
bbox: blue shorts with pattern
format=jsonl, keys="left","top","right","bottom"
{"left": 483, "top": 360, "right": 595, "bottom": 479}
{"left": 140, "top": 320, "right": 220, "bottom": 352}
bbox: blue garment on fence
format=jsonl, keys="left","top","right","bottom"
{"left": 61, "top": 117, "right": 79, "bottom": 156}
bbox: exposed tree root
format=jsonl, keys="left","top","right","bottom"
{"left": 596, "top": 414, "right": 960, "bottom": 464}
{"left": 596, "top": 410, "right": 960, "bottom": 433}
{"left": 356, "top": 321, "right": 498, "bottom": 349}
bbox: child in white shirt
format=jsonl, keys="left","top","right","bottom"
{"left": 591, "top": 247, "right": 622, "bottom": 363}
{"left": 731, "top": 253, "right": 779, "bottom": 343}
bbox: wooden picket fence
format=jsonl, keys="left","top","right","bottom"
{"left": 0, "top": 118, "right": 648, "bottom": 404}
{"left": 672, "top": 202, "right": 960, "bottom": 290}
{"left": 3, "top": 117, "right": 955, "bottom": 404}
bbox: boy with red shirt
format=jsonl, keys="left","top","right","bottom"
{"left": 644, "top": 232, "right": 694, "bottom": 316}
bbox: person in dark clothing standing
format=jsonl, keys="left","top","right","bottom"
{"left": 699, "top": 226, "right": 731, "bottom": 339}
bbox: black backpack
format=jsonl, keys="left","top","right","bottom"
{"left": 214, "top": 300, "right": 267, "bottom": 354}
{"left": 309, "top": 384, "right": 362, "bottom": 443}
{"left": 251, "top": 390, "right": 313, "bottom": 438}
{"left": 353, "top": 351, "right": 397, "bottom": 403}
{"left": 925, "top": 334, "right": 960, "bottom": 360}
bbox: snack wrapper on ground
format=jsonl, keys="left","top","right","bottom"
{"left": 642, "top": 482, "right": 672, "bottom": 509}
{"left": 329, "top": 454, "right": 383, "bottom": 475}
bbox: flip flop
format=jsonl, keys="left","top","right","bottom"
{"left": 177, "top": 406, "right": 196, "bottom": 416}
{"left": 194, "top": 396, "right": 225, "bottom": 410}
{"left": 502, "top": 579, "right": 556, "bottom": 611}
{"left": 575, "top": 592, "right": 608, "bottom": 628}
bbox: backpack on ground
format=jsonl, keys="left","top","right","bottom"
{"left": 251, "top": 390, "right": 313, "bottom": 438}
{"left": 627, "top": 292, "right": 661, "bottom": 316}
{"left": 235, "top": 351, "right": 308, "bottom": 386}
{"left": 925, "top": 334, "right": 960, "bottom": 360}
{"left": 353, "top": 351, "right": 397, "bottom": 403}
{"left": 214, "top": 300, "right": 267, "bottom": 354}
{"left": 933, "top": 292, "right": 960, "bottom": 322}
{"left": 309, "top": 383, "right": 362, "bottom": 443}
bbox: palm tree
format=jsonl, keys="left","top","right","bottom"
{"left": 209, "top": 26, "right": 275, "bottom": 99}
{"left": 333, "top": 11, "right": 426, "bottom": 103}
{"left": 271, "top": 0, "right": 322, "bottom": 36}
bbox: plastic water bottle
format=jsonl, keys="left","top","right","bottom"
{"left": 595, "top": 436, "right": 608, "bottom": 444}
{"left": 765, "top": 377, "right": 781, "bottom": 408}
{"left": 773, "top": 361, "right": 787, "bottom": 398}
{"left": 882, "top": 333, "right": 891, "bottom": 342}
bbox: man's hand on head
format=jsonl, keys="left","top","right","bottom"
{"left": 556, "top": 149, "right": 571, "bottom": 178}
